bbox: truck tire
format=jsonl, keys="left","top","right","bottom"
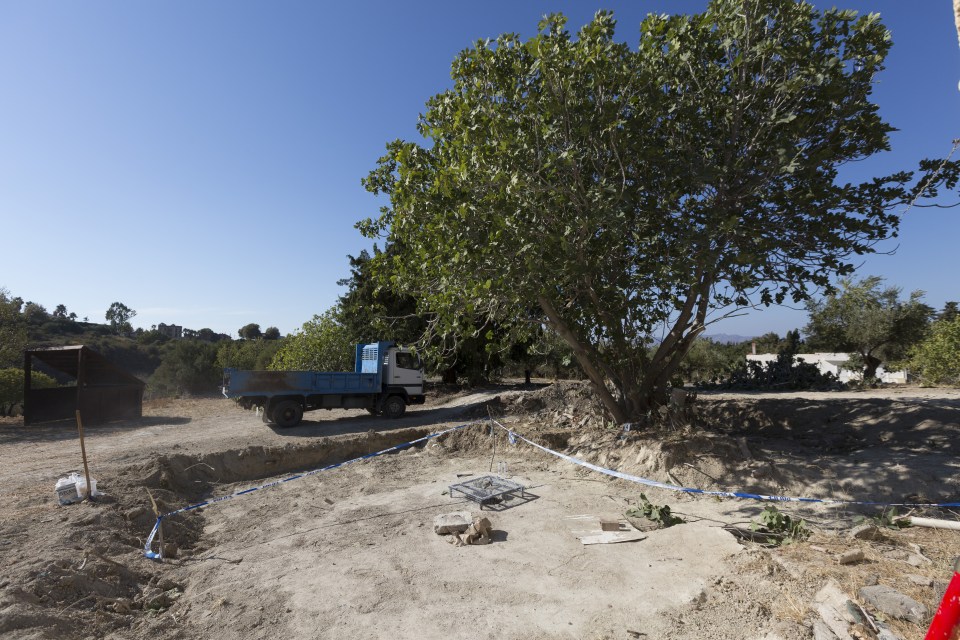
{"left": 383, "top": 395, "right": 406, "bottom": 419}
{"left": 271, "top": 400, "right": 303, "bottom": 428}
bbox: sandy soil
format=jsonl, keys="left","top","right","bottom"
{"left": 1, "top": 384, "right": 959, "bottom": 639}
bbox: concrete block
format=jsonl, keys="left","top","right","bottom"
{"left": 434, "top": 511, "right": 473, "bottom": 535}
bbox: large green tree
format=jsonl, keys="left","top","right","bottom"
{"left": 238, "top": 323, "right": 263, "bottom": 340}
{"left": 360, "top": 2, "right": 959, "bottom": 423}
{"left": 805, "top": 276, "right": 933, "bottom": 379}
{"left": 337, "top": 246, "right": 425, "bottom": 346}
{"left": 105, "top": 302, "right": 136, "bottom": 335}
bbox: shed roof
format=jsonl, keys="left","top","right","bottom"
{"left": 27, "top": 345, "right": 145, "bottom": 387}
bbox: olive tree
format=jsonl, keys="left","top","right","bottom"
{"left": 805, "top": 276, "right": 933, "bottom": 380}
{"left": 360, "top": 2, "right": 959, "bottom": 423}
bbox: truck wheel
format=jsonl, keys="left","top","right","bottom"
{"left": 383, "top": 395, "right": 406, "bottom": 419}
{"left": 271, "top": 400, "right": 303, "bottom": 428}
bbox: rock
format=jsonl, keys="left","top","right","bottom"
{"left": 464, "top": 517, "right": 493, "bottom": 545}
{"left": 812, "top": 618, "right": 840, "bottom": 640}
{"left": 859, "top": 585, "right": 927, "bottom": 624}
{"left": 125, "top": 506, "right": 147, "bottom": 521}
{"left": 434, "top": 511, "right": 472, "bottom": 535}
{"left": 849, "top": 524, "right": 882, "bottom": 540}
{"left": 875, "top": 625, "right": 904, "bottom": 640}
{"left": 814, "top": 580, "right": 858, "bottom": 640}
{"left": 111, "top": 597, "right": 132, "bottom": 614}
{"left": 157, "top": 577, "right": 180, "bottom": 591}
{"left": 905, "top": 574, "right": 933, "bottom": 587}
{"left": 837, "top": 550, "right": 865, "bottom": 565}
{"left": 905, "top": 553, "right": 931, "bottom": 567}
{"left": 145, "top": 590, "right": 172, "bottom": 610}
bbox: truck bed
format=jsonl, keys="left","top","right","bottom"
{"left": 223, "top": 369, "right": 380, "bottom": 398}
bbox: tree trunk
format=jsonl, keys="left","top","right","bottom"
{"left": 862, "top": 354, "right": 882, "bottom": 381}
{"left": 537, "top": 295, "right": 629, "bottom": 424}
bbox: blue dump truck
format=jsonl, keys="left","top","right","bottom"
{"left": 222, "top": 341, "right": 425, "bottom": 428}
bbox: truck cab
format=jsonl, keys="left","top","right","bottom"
{"left": 384, "top": 348, "right": 424, "bottom": 398}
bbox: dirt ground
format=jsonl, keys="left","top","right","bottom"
{"left": 1, "top": 383, "right": 959, "bottom": 640}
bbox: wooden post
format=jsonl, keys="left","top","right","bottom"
{"left": 75, "top": 410, "right": 94, "bottom": 501}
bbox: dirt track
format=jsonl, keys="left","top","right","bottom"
{"left": 2, "top": 385, "right": 959, "bottom": 639}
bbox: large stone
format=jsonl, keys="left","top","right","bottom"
{"left": 849, "top": 524, "right": 882, "bottom": 540}
{"left": 859, "top": 585, "right": 927, "bottom": 624}
{"left": 811, "top": 619, "right": 839, "bottom": 640}
{"left": 837, "top": 549, "right": 864, "bottom": 565}
{"left": 434, "top": 511, "right": 473, "bottom": 535}
{"left": 814, "top": 580, "right": 857, "bottom": 640}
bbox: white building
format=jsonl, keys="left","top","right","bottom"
{"left": 746, "top": 352, "right": 907, "bottom": 384}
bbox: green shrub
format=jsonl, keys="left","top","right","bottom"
{"left": 148, "top": 341, "right": 221, "bottom": 398}
{"left": 0, "top": 368, "right": 57, "bottom": 416}
{"left": 905, "top": 317, "right": 960, "bottom": 386}
{"left": 270, "top": 309, "right": 353, "bottom": 371}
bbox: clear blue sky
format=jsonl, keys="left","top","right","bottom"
{"left": 1, "top": 1, "right": 957, "bottom": 339}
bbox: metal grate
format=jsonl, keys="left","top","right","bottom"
{"left": 449, "top": 475, "right": 525, "bottom": 509}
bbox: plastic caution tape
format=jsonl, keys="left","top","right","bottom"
{"left": 491, "top": 420, "right": 960, "bottom": 508}
{"left": 926, "top": 559, "right": 960, "bottom": 640}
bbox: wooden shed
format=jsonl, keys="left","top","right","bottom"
{"left": 23, "top": 345, "right": 145, "bottom": 425}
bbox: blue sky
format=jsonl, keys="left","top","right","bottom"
{"left": 0, "top": 1, "right": 957, "bottom": 339}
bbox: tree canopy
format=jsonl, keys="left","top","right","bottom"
{"left": 805, "top": 276, "right": 933, "bottom": 379}
{"left": 269, "top": 309, "right": 354, "bottom": 372}
{"left": 105, "top": 302, "right": 136, "bottom": 335}
{"left": 238, "top": 323, "right": 263, "bottom": 340}
{"left": 905, "top": 316, "right": 960, "bottom": 386}
{"left": 360, "top": 1, "right": 960, "bottom": 422}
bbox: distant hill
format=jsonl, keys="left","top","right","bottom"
{"left": 703, "top": 333, "right": 754, "bottom": 345}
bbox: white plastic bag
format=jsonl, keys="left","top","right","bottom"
{"left": 54, "top": 472, "right": 100, "bottom": 505}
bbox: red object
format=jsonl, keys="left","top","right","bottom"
{"left": 926, "top": 561, "right": 960, "bottom": 640}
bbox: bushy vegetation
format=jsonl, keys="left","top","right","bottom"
{"left": 714, "top": 352, "right": 840, "bottom": 391}
{"left": 905, "top": 316, "right": 960, "bottom": 386}
{"left": 0, "top": 368, "right": 57, "bottom": 416}
{"left": 148, "top": 341, "right": 222, "bottom": 398}
{"left": 217, "top": 339, "right": 284, "bottom": 371}
{"left": 270, "top": 309, "right": 354, "bottom": 372}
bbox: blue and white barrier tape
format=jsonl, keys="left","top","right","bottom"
{"left": 143, "top": 419, "right": 484, "bottom": 559}
{"left": 490, "top": 419, "right": 960, "bottom": 509}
